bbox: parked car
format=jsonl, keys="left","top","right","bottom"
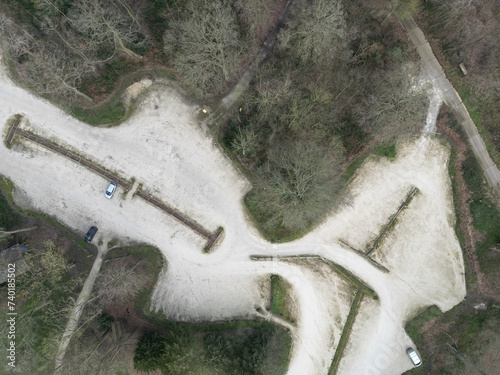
{"left": 406, "top": 348, "right": 422, "bottom": 367}
{"left": 84, "top": 226, "right": 98, "bottom": 243}
{"left": 105, "top": 182, "right": 117, "bottom": 199}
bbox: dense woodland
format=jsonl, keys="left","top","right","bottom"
{"left": 0, "top": 0, "right": 429, "bottom": 238}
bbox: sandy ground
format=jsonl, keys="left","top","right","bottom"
{"left": 0, "top": 56, "right": 466, "bottom": 375}
{"left": 279, "top": 258, "right": 357, "bottom": 374}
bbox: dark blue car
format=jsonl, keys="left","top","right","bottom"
{"left": 84, "top": 226, "right": 98, "bottom": 243}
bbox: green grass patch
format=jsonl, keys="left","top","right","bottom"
{"left": 405, "top": 305, "right": 443, "bottom": 346}
{"left": 0, "top": 175, "right": 16, "bottom": 204}
{"left": 372, "top": 142, "right": 397, "bottom": 159}
{"left": 342, "top": 153, "right": 369, "bottom": 184}
{"left": 470, "top": 197, "right": 500, "bottom": 273}
{"left": 0, "top": 191, "right": 20, "bottom": 230}
{"left": 270, "top": 275, "right": 286, "bottom": 315}
{"left": 462, "top": 152, "right": 485, "bottom": 197}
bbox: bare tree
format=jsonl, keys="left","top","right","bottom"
{"left": 250, "top": 139, "right": 344, "bottom": 232}
{"left": 0, "top": 14, "right": 94, "bottom": 101}
{"left": 22, "top": 46, "right": 95, "bottom": 101}
{"left": 17, "top": 241, "right": 71, "bottom": 301}
{"left": 231, "top": 127, "right": 258, "bottom": 159}
{"left": 356, "top": 65, "right": 428, "bottom": 142}
{"left": 68, "top": 0, "right": 146, "bottom": 59}
{"left": 235, "top": 0, "right": 281, "bottom": 42}
{"left": 381, "top": 0, "right": 420, "bottom": 24}
{"left": 278, "top": 0, "right": 350, "bottom": 66}
{"left": 96, "top": 262, "right": 149, "bottom": 306}
{"left": 0, "top": 225, "right": 37, "bottom": 240}
{"left": 59, "top": 324, "right": 139, "bottom": 375}
{"left": 251, "top": 73, "right": 293, "bottom": 121}
{"left": 163, "top": 0, "right": 244, "bottom": 95}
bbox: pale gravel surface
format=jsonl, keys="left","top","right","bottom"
{"left": 0, "top": 57, "right": 466, "bottom": 375}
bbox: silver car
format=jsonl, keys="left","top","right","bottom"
{"left": 105, "top": 182, "right": 117, "bottom": 199}
{"left": 406, "top": 347, "right": 422, "bottom": 367}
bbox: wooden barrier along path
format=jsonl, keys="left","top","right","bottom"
{"left": 5, "top": 117, "right": 21, "bottom": 145}
{"left": 6, "top": 123, "right": 223, "bottom": 251}
{"left": 134, "top": 188, "right": 223, "bottom": 252}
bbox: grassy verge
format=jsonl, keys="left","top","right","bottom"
{"left": 463, "top": 153, "right": 500, "bottom": 275}
{"left": 446, "top": 132, "right": 477, "bottom": 291}
{"left": 0, "top": 175, "right": 16, "bottom": 202}
{"left": 328, "top": 287, "right": 365, "bottom": 375}
{"left": 342, "top": 154, "right": 370, "bottom": 184}
{"left": 68, "top": 68, "right": 174, "bottom": 126}
{"left": 0, "top": 190, "right": 20, "bottom": 230}
{"left": 449, "top": 77, "right": 500, "bottom": 166}
{"left": 372, "top": 142, "right": 397, "bottom": 160}
{"left": 270, "top": 274, "right": 295, "bottom": 324}
{"left": 327, "top": 261, "right": 377, "bottom": 298}
{"left": 368, "top": 187, "right": 418, "bottom": 255}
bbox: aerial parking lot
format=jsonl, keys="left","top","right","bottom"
{"left": 0, "top": 57, "right": 466, "bottom": 374}
{"left": 2, "top": 0, "right": 500, "bottom": 373}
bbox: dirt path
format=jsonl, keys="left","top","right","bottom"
{"left": 54, "top": 242, "right": 108, "bottom": 374}
{"left": 206, "top": 0, "right": 298, "bottom": 129}
{"left": 400, "top": 16, "right": 500, "bottom": 204}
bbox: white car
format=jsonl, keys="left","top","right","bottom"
{"left": 105, "top": 182, "right": 117, "bottom": 199}
{"left": 406, "top": 347, "right": 422, "bottom": 367}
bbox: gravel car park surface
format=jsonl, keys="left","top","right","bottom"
{"left": 0, "top": 59, "right": 465, "bottom": 374}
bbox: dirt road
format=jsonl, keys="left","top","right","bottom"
{"left": 54, "top": 243, "right": 109, "bottom": 374}
{"left": 0, "top": 58, "right": 465, "bottom": 374}
{"left": 400, "top": 16, "right": 500, "bottom": 204}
